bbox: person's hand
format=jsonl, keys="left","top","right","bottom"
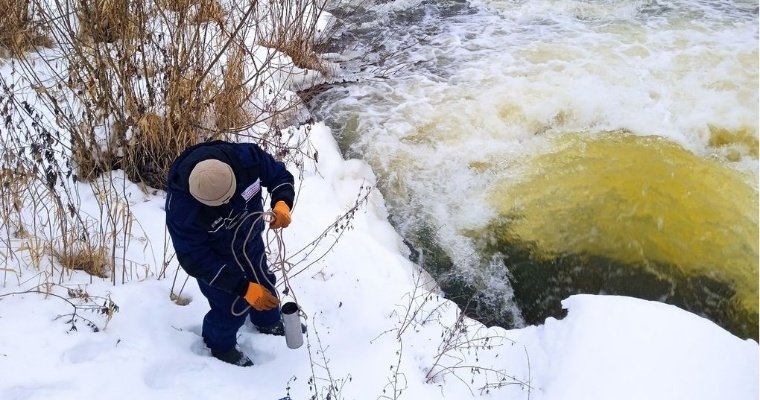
{"left": 270, "top": 201, "right": 291, "bottom": 229}
{"left": 243, "top": 282, "right": 279, "bottom": 311}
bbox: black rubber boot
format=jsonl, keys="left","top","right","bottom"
{"left": 211, "top": 347, "right": 253, "bottom": 367}
{"left": 256, "top": 320, "right": 307, "bottom": 336}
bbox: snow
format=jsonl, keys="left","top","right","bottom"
{"left": 0, "top": 3, "right": 757, "bottom": 398}
{"left": 0, "top": 123, "right": 757, "bottom": 400}
{"left": 524, "top": 296, "right": 759, "bottom": 400}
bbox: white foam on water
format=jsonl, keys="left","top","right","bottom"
{"left": 317, "top": 0, "right": 758, "bottom": 293}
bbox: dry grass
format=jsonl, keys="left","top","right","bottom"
{"left": 214, "top": 46, "right": 249, "bottom": 132}
{"left": 77, "top": 0, "right": 137, "bottom": 44}
{"left": 121, "top": 105, "right": 200, "bottom": 188}
{"left": 136, "top": 113, "right": 167, "bottom": 147}
{"left": 0, "top": 0, "right": 50, "bottom": 57}
{"left": 260, "top": 35, "right": 328, "bottom": 76}
{"left": 73, "top": 145, "right": 101, "bottom": 181}
{"left": 164, "top": 68, "right": 209, "bottom": 151}
{"left": 256, "top": 0, "right": 331, "bottom": 76}
{"left": 72, "top": 124, "right": 104, "bottom": 182}
{"left": 0, "top": 166, "right": 31, "bottom": 197}
{"left": 5, "top": 0, "right": 327, "bottom": 179}
{"left": 162, "top": 0, "right": 195, "bottom": 13}
{"left": 0, "top": 167, "right": 30, "bottom": 248}
{"left": 52, "top": 243, "right": 110, "bottom": 278}
{"left": 277, "top": 38, "right": 328, "bottom": 76}
{"left": 194, "top": 0, "right": 226, "bottom": 25}
{"left": 0, "top": 0, "right": 330, "bottom": 291}
{"left": 124, "top": 113, "right": 176, "bottom": 188}
{"left": 71, "top": 119, "right": 126, "bottom": 182}
{"left": 63, "top": 0, "right": 326, "bottom": 188}
{"left": 166, "top": 70, "right": 204, "bottom": 128}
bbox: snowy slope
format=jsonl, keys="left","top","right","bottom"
{"left": 1, "top": 124, "right": 757, "bottom": 400}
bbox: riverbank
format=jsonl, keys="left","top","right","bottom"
{"left": 305, "top": 0, "right": 759, "bottom": 339}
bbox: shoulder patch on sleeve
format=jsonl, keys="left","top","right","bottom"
{"left": 241, "top": 178, "right": 261, "bottom": 201}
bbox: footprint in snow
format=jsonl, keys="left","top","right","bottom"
{"left": 61, "top": 339, "right": 115, "bottom": 364}
{"left": 143, "top": 360, "right": 207, "bottom": 389}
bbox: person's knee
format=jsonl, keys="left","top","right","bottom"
{"left": 202, "top": 310, "right": 247, "bottom": 351}
{"left": 249, "top": 307, "right": 281, "bottom": 327}
{"left": 205, "top": 309, "right": 247, "bottom": 328}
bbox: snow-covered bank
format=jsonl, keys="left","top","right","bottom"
{"left": 522, "top": 295, "right": 758, "bottom": 400}
{"left": 1, "top": 123, "right": 757, "bottom": 400}
{"left": 307, "top": 0, "right": 759, "bottom": 339}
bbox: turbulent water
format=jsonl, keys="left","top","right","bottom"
{"left": 306, "top": 0, "right": 759, "bottom": 338}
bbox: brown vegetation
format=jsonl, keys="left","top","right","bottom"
{"left": 195, "top": 0, "right": 226, "bottom": 25}
{"left": 214, "top": 46, "right": 249, "bottom": 132}
{"left": 77, "top": 0, "right": 136, "bottom": 44}
{"left": 0, "top": 0, "right": 50, "bottom": 57}
{"left": 1, "top": 0, "right": 327, "bottom": 285}
{"left": 52, "top": 244, "right": 110, "bottom": 278}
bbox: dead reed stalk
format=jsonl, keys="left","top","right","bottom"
{"left": 194, "top": 0, "right": 226, "bottom": 25}
{"left": 0, "top": 0, "right": 50, "bottom": 57}
{"left": 258, "top": 0, "right": 330, "bottom": 76}
{"left": 52, "top": 243, "right": 110, "bottom": 278}
{"left": 77, "top": 0, "right": 136, "bottom": 44}
{"left": 162, "top": 0, "right": 194, "bottom": 13}
{"left": 214, "top": 45, "right": 249, "bottom": 132}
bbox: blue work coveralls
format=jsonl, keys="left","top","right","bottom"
{"left": 165, "top": 140, "right": 295, "bottom": 352}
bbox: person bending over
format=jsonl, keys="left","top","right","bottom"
{"left": 165, "top": 140, "right": 296, "bottom": 367}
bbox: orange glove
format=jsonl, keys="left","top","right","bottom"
{"left": 243, "top": 282, "right": 279, "bottom": 311}
{"left": 270, "top": 201, "right": 291, "bottom": 229}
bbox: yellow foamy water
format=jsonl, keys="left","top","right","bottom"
{"left": 313, "top": 0, "right": 759, "bottom": 334}
{"left": 490, "top": 133, "right": 759, "bottom": 314}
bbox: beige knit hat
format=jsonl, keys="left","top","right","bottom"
{"left": 188, "top": 159, "right": 236, "bottom": 206}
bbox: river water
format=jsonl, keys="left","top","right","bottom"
{"left": 304, "top": 0, "right": 759, "bottom": 338}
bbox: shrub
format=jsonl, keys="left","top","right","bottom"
{"left": 0, "top": 0, "right": 50, "bottom": 57}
